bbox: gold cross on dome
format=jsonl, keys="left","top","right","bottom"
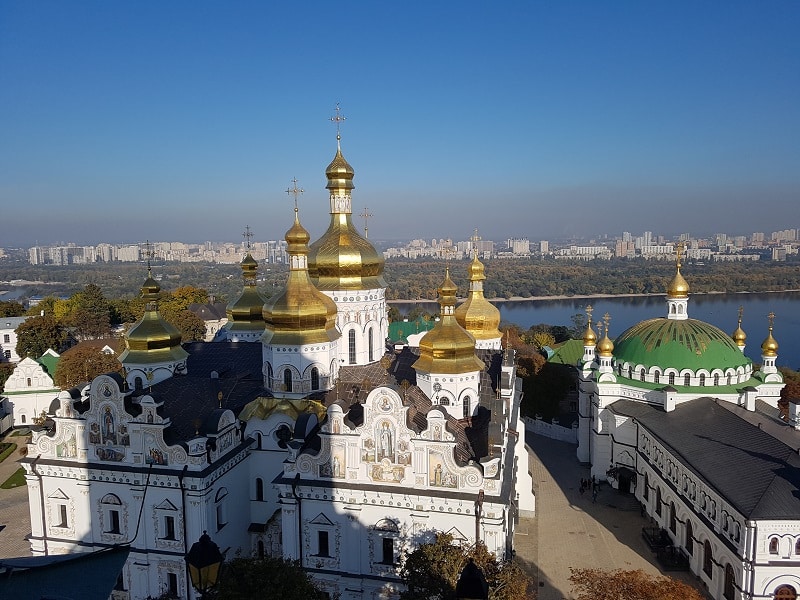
{"left": 768, "top": 311, "right": 775, "bottom": 330}
{"left": 586, "top": 304, "right": 594, "bottom": 324}
{"left": 286, "top": 177, "right": 304, "bottom": 211}
{"left": 603, "top": 313, "right": 612, "bottom": 336}
{"left": 470, "top": 228, "right": 481, "bottom": 256}
{"left": 330, "top": 102, "right": 346, "bottom": 143}
{"left": 242, "top": 225, "right": 254, "bottom": 250}
{"left": 359, "top": 207, "right": 372, "bottom": 238}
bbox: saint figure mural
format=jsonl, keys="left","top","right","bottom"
{"left": 378, "top": 421, "right": 394, "bottom": 462}
{"left": 102, "top": 406, "right": 117, "bottom": 444}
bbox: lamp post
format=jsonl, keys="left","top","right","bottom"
{"left": 186, "top": 531, "right": 224, "bottom": 599}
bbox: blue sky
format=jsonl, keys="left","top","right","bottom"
{"left": 1, "top": 1, "right": 798, "bottom": 247}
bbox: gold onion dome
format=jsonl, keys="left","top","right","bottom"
{"left": 262, "top": 209, "right": 340, "bottom": 346}
{"left": 454, "top": 255, "right": 502, "bottom": 341}
{"left": 732, "top": 308, "right": 746, "bottom": 347}
{"left": 414, "top": 269, "right": 485, "bottom": 374}
{"left": 583, "top": 319, "right": 597, "bottom": 346}
{"left": 668, "top": 253, "right": 689, "bottom": 298}
{"left": 307, "top": 144, "right": 387, "bottom": 291}
{"left": 120, "top": 269, "right": 188, "bottom": 364}
{"left": 226, "top": 252, "right": 266, "bottom": 329}
{"left": 761, "top": 316, "right": 779, "bottom": 357}
{"left": 597, "top": 319, "right": 615, "bottom": 357}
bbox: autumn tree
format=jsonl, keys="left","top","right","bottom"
{"left": 400, "top": 533, "right": 532, "bottom": 600}
{"left": 70, "top": 283, "right": 112, "bottom": 339}
{"left": 161, "top": 308, "right": 207, "bottom": 342}
{"left": 15, "top": 314, "right": 70, "bottom": 359}
{"left": 0, "top": 300, "right": 25, "bottom": 317}
{"left": 214, "top": 555, "right": 327, "bottom": 600}
{"left": 569, "top": 568, "right": 705, "bottom": 600}
{"left": 54, "top": 345, "right": 122, "bottom": 389}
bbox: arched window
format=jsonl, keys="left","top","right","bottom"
{"left": 255, "top": 478, "right": 264, "bottom": 502}
{"left": 101, "top": 494, "right": 122, "bottom": 535}
{"left": 27, "top": 378, "right": 32, "bottom": 386}
{"left": 684, "top": 374, "right": 691, "bottom": 386}
{"left": 770, "top": 537, "right": 779, "bottom": 554}
{"left": 653, "top": 369, "right": 661, "bottom": 383}
{"left": 795, "top": 539, "right": 800, "bottom": 555}
{"left": 440, "top": 397, "right": 450, "bottom": 406}
{"left": 713, "top": 374, "right": 720, "bottom": 386}
{"left": 723, "top": 564, "right": 735, "bottom": 600}
{"left": 349, "top": 330, "right": 356, "bottom": 364}
{"left": 311, "top": 367, "right": 320, "bottom": 391}
{"left": 368, "top": 327, "right": 374, "bottom": 362}
{"left": 267, "top": 363, "right": 273, "bottom": 387}
{"left": 215, "top": 488, "right": 228, "bottom": 531}
{"left": 21, "top": 414, "right": 26, "bottom": 424}
{"left": 703, "top": 540, "right": 713, "bottom": 577}
{"left": 257, "top": 540, "right": 265, "bottom": 558}
{"left": 699, "top": 374, "right": 706, "bottom": 386}
{"left": 643, "top": 473, "right": 649, "bottom": 500}
{"left": 640, "top": 369, "right": 646, "bottom": 382}
{"left": 775, "top": 585, "right": 798, "bottom": 600}
{"left": 463, "top": 396, "right": 471, "bottom": 419}
{"left": 669, "top": 502, "right": 676, "bottom": 533}
{"left": 283, "top": 369, "right": 292, "bottom": 392}
{"left": 656, "top": 487, "right": 662, "bottom": 516}
{"left": 668, "top": 372, "right": 675, "bottom": 386}
{"left": 686, "top": 520, "right": 694, "bottom": 555}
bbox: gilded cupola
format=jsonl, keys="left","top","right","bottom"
{"left": 225, "top": 246, "right": 266, "bottom": 331}
{"left": 262, "top": 206, "right": 340, "bottom": 346}
{"left": 454, "top": 253, "right": 502, "bottom": 343}
{"left": 307, "top": 116, "right": 386, "bottom": 292}
{"left": 413, "top": 268, "right": 485, "bottom": 375}
{"left": 582, "top": 305, "right": 597, "bottom": 346}
{"left": 760, "top": 312, "right": 779, "bottom": 357}
{"left": 732, "top": 306, "right": 746, "bottom": 349}
{"left": 596, "top": 315, "right": 615, "bottom": 358}
{"left": 667, "top": 243, "right": 690, "bottom": 299}
{"left": 120, "top": 266, "right": 188, "bottom": 365}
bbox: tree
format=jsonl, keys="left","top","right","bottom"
{"left": 0, "top": 300, "right": 25, "bottom": 317}
{"left": 214, "top": 555, "right": 327, "bottom": 600}
{"left": 0, "top": 362, "right": 15, "bottom": 392}
{"left": 70, "top": 283, "right": 112, "bottom": 339}
{"left": 400, "top": 533, "right": 532, "bottom": 600}
{"left": 15, "top": 314, "right": 70, "bottom": 359}
{"left": 163, "top": 308, "right": 206, "bottom": 343}
{"left": 569, "top": 568, "right": 705, "bottom": 600}
{"left": 54, "top": 345, "right": 122, "bottom": 389}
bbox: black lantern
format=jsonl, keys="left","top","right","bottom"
{"left": 455, "top": 557, "right": 489, "bottom": 600}
{"left": 186, "top": 531, "right": 224, "bottom": 599}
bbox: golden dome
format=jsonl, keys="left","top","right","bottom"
{"left": 262, "top": 209, "right": 340, "bottom": 346}
{"left": 761, "top": 313, "right": 778, "bottom": 357}
{"left": 583, "top": 320, "right": 597, "bottom": 346}
{"left": 667, "top": 245, "right": 689, "bottom": 298}
{"left": 226, "top": 252, "right": 266, "bottom": 330}
{"left": 454, "top": 255, "right": 502, "bottom": 341}
{"left": 597, "top": 316, "right": 614, "bottom": 357}
{"left": 308, "top": 144, "right": 387, "bottom": 291}
{"left": 732, "top": 307, "right": 746, "bottom": 347}
{"left": 414, "top": 269, "right": 485, "bottom": 375}
{"left": 120, "top": 269, "right": 188, "bottom": 364}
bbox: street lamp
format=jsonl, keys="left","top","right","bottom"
{"left": 455, "top": 557, "right": 488, "bottom": 600}
{"left": 186, "top": 531, "right": 224, "bottom": 599}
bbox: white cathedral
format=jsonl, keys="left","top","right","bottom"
{"left": 20, "top": 132, "right": 531, "bottom": 599}
{"left": 577, "top": 247, "right": 800, "bottom": 600}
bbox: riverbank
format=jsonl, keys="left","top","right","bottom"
{"left": 388, "top": 289, "right": 800, "bottom": 304}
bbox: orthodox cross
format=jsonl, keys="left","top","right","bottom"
{"left": 470, "top": 228, "right": 481, "bottom": 257}
{"left": 360, "top": 207, "right": 372, "bottom": 238}
{"left": 286, "top": 177, "right": 304, "bottom": 212}
{"left": 603, "top": 313, "right": 612, "bottom": 338}
{"left": 768, "top": 311, "right": 775, "bottom": 332}
{"left": 586, "top": 304, "right": 594, "bottom": 328}
{"left": 330, "top": 103, "right": 346, "bottom": 145}
{"left": 737, "top": 305, "right": 744, "bottom": 327}
{"left": 675, "top": 241, "right": 685, "bottom": 269}
{"left": 143, "top": 240, "right": 154, "bottom": 271}
{"left": 242, "top": 225, "right": 254, "bottom": 250}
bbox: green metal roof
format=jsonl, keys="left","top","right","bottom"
{"left": 614, "top": 317, "right": 751, "bottom": 372}
{"left": 36, "top": 352, "right": 59, "bottom": 377}
{"left": 548, "top": 339, "right": 585, "bottom": 366}
{"left": 388, "top": 317, "right": 435, "bottom": 343}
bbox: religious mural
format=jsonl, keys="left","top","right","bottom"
{"left": 56, "top": 430, "right": 77, "bottom": 458}
{"left": 429, "top": 451, "right": 457, "bottom": 488}
{"left": 89, "top": 403, "right": 130, "bottom": 462}
{"left": 319, "top": 446, "right": 346, "bottom": 479}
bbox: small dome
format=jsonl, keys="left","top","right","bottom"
{"left": 226, "top": 252, "right": 266, "bottom": 329}
{"left": 732, "top": 324, "right": 747, "bottom": 347}
{"left": 325, "top": 148, "right": 355, "bottom": 194}
{"left": 583, "top": 321, "right": 598, "bottom": 345}
{"left": 667, "top": 267, "right": 689, "bottom": 298}
{"left": 467, "top": 254, "right": 486, "bottom": 282}
{"left": 761, "top": 329, "right": 778, "bottom": 357}
{"left": 454, "top": 255, "right": 501, "bottom": 342}
{"left": 597, "top": 329, "right": 614, "bottom": 357}
{"left": 286, "top": 209, "right": 311, "bottom": 250}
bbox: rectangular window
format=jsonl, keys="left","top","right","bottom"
{"left": 318, "top": 531, "right": 329, "bottom": 557}
{"left": 167, "top": 572, "right": 178, "bottom": 597}
{"left": 3, "top": 350, "right": 10, "bottom": 359}
{"left": 3, "top": 334, "right": 9, "bottom": 343}
{"left": 58, "top": 504, "right": 68, "bottom": 528}
{"left": 108, "top": 509, "right": 121, "bottom": 534}
{"left": 164, "top": 515, "right": 176, "bottom": 540}
{"left": 382, "top": 537, "right": 394, "bottom": 564}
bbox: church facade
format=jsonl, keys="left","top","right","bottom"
{"left": 21, "top": 131, "right": 530, "bottom": 600}
{"left": 576, "top": 248, "right": 799, "bottom": 600}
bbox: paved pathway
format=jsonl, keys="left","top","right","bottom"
{"left": 0, "top": 431, "right": 33, "bottom": 559}
{"left": 513, "top": 433, "right": 704, "bottom": 599}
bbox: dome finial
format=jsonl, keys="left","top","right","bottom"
{"left": 761, "top": 311, "right": 779, "bottom": 357}
{"left": 732, "top": 305, "right": 747, "bottom": 348}
{"left": 583, "top": 304, "right": 597, "bottom": 345}
{"left": 286, "top": 177, "right": 304, "bottom": 217}
{"left": 242, "top": 225, "right": 253, "bottom": 251}
{"left": 667, "top": 241, "right": 690, "bottom": 298}
{"left": 597, "top": 312, "right": 614, "bottom": 356}
{"left": 330, "top": 102, "right": 346, "bottom": 150}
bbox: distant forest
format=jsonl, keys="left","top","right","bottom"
{"left": 1, "top": 256, "right": 800, "bottom": 305}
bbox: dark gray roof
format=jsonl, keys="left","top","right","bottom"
{"left": 610, "top": 397, "right": 800, "bottom": 520}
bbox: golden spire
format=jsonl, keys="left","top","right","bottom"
{"left": 414, "top": 268, "right": 485, "bottom": 375}
{"left": 760, "top": 312, "right": 779, "bottom": 357}
{"left": 582, "top": 304, "right": 597, "bottom": 346}
{"left": 225, "top": 226, "right": 265, "bottom": 331}
{"left": 732, "top": 305, "right": 747, "bottom": 348}
{"left": 597, "top": 313, "right": 614, "bottom": 357}
{"left": 667, "top": 242, "right": 689, "bottom": 298}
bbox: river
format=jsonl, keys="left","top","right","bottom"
{"left": 394, "top": 291, "right": 800, "bottom": 368}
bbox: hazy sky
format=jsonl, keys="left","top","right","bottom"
{"left": 1, "top": 1, "right": 798, "bottom": 247}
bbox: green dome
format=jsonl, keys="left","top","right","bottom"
{"left": 614, "top": 318, "right": 752, "bottom": 372}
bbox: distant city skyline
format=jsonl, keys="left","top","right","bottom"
{"left": 1, "top": 1, "right": 798, "bottom": 247}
